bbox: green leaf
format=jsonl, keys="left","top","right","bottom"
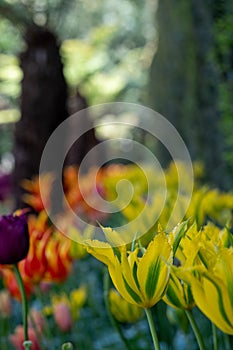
{"left": 173, "top": 220, "right": 189, "bottom": 255}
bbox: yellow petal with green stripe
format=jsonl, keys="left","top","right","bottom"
{"left": 191, "top": 274, "right": 233, "bottom": 335}
{"left": 163, "top": 272, "right": 194, "bottom": 310}
{"left": 214, "top": 249, "right": 233, "bottom": 297}
{"left": 120, "top": 247, "right": 142, "bottom": 298}
{"left": 108, "top": 259, "right": 142, "bottom": 305}
{"left": 137, "top": 233, "right": 173, "bottom": 307}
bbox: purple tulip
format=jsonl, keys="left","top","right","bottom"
{"left": 0, "top": 213, "right": 29, "bottom": 264}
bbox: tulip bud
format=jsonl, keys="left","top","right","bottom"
{"left": 109, "top": 289, "right": 143, "bottom": 323}
{"left": 62, "top": 343, "right": 73, "bottom": 350}
{"left": 0, "top": 213, "right": 29, "bottom": 264}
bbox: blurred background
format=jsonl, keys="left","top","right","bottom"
{"left": 0, "top": 2, "right": 233, "bottom": 350}
{"left": 0, "top": 0, "right": 233, "bottom": 210}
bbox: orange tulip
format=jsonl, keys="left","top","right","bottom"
{"left": 63, "top": 166, "right": 108, "bottom": 222}
{"left": 44, "top": 232, "right": 72, "bottom": 282}
{"left": 21, "top": 173, "right": 54, "bottom": 212}
{"left": 1, "top": 212, "right": 73, "bottom": 298}
{"left": 1, "top": 268, "right": 33, "bottom": 301}
{"left": 19, "top": 228, "right": 50, "bottom": 285}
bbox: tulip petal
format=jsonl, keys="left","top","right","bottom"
{"left": 122, "top": 276, "right": 143, "bottom": 304}
{"left": 137, "top": 233, "right": 172, "bottom": 306}
{"left": 128, "top": 248, "right": 140, "bottom": 290}
{"left": 108, "top": 261, "right": 141, "bottom": 305}
{"left": 214, "top": 249, "right": 233, "bottom": 309}
{"left": 145, "top": 258, "right": 162, "bottom": 300}
{"left": 164, "top": 273, "right": 186, "bottom": 309}
{"left": 85, "top": 240, "right": 114, "bottom": 266}
{"left": 100, "top": 226, "right": 126, "bottom": 247}
{"left": 120, "top": 246, "right": 142, "bottom": 299}
{"left": 191, "top": 275, "right": 233, "bottom": 335}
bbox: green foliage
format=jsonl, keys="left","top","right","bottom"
{"left": 0, "top": 0, "right": 156, "bottom": 116}
{"left": 0, "top": 18, "right": 23, "bottom": 54}
{"left": 0, "top": 54, "right": 22, "bottom": 101}
{"left": 0, "top": 0, "right": 156, "bottom": 164}
{"left": 0, "top": 124, "right": 13, "bottom": 159}
{"left": 149, "top": 0, "right": 233, "bottom": 189}
{"left": 58, "top": 0, "right": 156, "bottom": 104}
{"left": 0, "top": 53, "right": 21, "bottom": 157}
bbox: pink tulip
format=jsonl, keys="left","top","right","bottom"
{"left": 28, "top": 309, "right": 45, "bottom": 333}
{"left": 9, "top": 325, "right": 41, "bottom": 350}
{"left": 54, "top": 302, "right": 72, "bottom": 332}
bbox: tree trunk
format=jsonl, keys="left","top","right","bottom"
{"left": 66, "top": 90, "right": 99, "bottom": 169}
{"left": 13, "top": 25, "right": 100, "bottom": 208}
{"left": 149, "top": 0, "right": 233, "bottom": 189}
{"left": 13, "top": 26, "right": 68, "bottom": 208}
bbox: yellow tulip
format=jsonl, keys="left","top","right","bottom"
{"left": 163, "top": 222, "right": 195, "bottom": 310}
{"left": 163, "top": 272, "right": 195, "bottom": 310}
{"left": 69, "top": 286, "right": 87, "bottom": 320}
{"left": 177, "top": 244, "right": 233, "bottom": 335}
{"left": 109, "top": 289, "right": 143, "bottom": 323}
{"left": 189, "top": 248, "right": 233, "bottom": 335}
{"left": 86, "top": 232, "right": 173, "bottom": 308}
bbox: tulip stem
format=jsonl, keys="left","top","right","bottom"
{"left": 185, "top": 310, "right": 206, "bottom": 350}
{"left": 224, "top": 334, "right": 232, "bottom": 350}
{"left": 145, "top": 308, "right": 161, "bottom": 350}
{"left": 13, "top": 264, "right": 32, "bottom": 350}
{"left": 212, "top": 323, "right": 218, "bottom": 350}
{"left": 103, "top": 269, "right": 133, "bottom": 350}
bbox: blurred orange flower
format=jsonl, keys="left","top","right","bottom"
{"left": 44, "top": 232, "right": 72, "bottom": 282}
{"left": 1, "top": 268, "right": 33, "bottom": 300}
{"left": 1, "top": 212, "right": 73, "bottom": 299}
{"left": 63, "top": 166, "right": 108, "bottom": 223}
{"left": 21, "top": 173, "right": 54, "bottom": 212}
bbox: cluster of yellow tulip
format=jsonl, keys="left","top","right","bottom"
{"left": 170, "top": 222, "right": 233, "bottom": 335}
{"left": 85, "top": 218, "right": 233, "bottom": 350}
{"left": 103, "top": 161, "right": 233, "bottom": 231}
